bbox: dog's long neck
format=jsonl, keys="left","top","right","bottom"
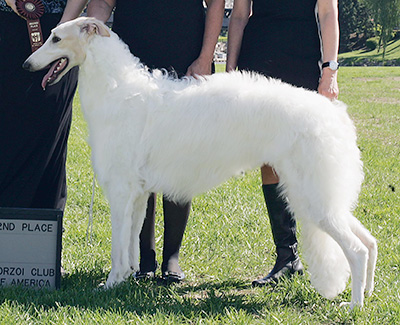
{"left": 78, "top": 33, "right": 156, "bottom": 104}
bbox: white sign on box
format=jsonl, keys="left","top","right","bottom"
{"left": 0, "top": 207, "right": 62, "bottom": 289}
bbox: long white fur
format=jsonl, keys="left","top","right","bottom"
{"left": 24, "top": 17, "right": 377, "bottom": 309}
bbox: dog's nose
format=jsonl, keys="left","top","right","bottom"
{"left": 22, "top": 60, "right": 31, "bottom": 71}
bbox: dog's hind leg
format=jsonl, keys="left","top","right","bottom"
{"left": 349, "top": 216, "right": 377, "bottom": 297}
{"left": 319, "top": 215, "right": 369, "bottom": 309}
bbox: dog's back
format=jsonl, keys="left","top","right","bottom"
{"left": 142, "top": 73, "right": 362, "bottom": 207}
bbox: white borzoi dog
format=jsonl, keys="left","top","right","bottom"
{"left": 24, "top": 17, "right": 377, "bottom": 309}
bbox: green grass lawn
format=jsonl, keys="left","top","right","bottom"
{"left": 339, "top": 38, "right": 400, "bottom": 66}
{"left": 1, "top": 67, "right": 400, "bottom": 324}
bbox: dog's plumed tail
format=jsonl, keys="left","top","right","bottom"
{"left": 301, "top": 221, "right": 350, "bottom": 299}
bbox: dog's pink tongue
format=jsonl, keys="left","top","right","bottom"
{"left": 41, "top": 60, "right": 60, "bottom": 90}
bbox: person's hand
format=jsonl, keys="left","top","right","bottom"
{"left": 318, "top": 69, "right": 339, "bottom": 100}
{"left": 185, "top": 56, "right": 212, "bottom": 78}
{"left": 5, "top": 0, "right": 22, "bottom": 16}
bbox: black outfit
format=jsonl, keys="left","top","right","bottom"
{"left": 0, "top": 11, "right": 78, "bottom": 210}
{"left": 236, "top": 0, "right": 323, "bottom": 285}
{"left": 238, "top": 0, "right": 321, "bottom": 91}
{"left": 113, "top": 0, "right": 206, "bottom": 77}
{"left": 112, "top": 0, "right": 208, "bottom": 280}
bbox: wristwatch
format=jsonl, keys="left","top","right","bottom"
{"left": 322, "top": 61, "right": 339, "bottom": 71}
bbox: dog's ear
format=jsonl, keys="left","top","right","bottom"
{"left": 80, "top": 20, "right": 110, "bottom": 37}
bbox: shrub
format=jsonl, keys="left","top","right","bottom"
{"left": 365, "top": 37, "right": 378, "bottom": 50}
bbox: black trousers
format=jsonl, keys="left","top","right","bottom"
{"left": 0, "top": 12, "right": 78, "bottom": 210}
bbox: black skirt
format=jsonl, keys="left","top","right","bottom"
{"left": 0, "top": 12, "right": 78, "bottom": 209}
{"left": 238, "top": 0, "right": 322, "bottom": 90}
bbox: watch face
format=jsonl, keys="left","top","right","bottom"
{"left": 329, "top": 61, "right": 339, "bottom": 70}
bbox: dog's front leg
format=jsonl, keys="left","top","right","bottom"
{"left": 105, "top": 188, "right": 142, "bottom": 288}
{"left": 128, "top": 193, "right": 149, "bottom": 272}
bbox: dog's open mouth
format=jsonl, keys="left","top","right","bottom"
{"left": 41, "top": 57, "right": 69, "bottom": 90}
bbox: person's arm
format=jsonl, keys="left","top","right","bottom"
{"left": 225, "top": 0, "right": 252, "bottom": 72}
{"left": 59, "top": 0, "right": 89, "bottom": 24}
{"left": 185, "top": 0, "right": 225, "bottom": 77}
{"left": 4, "top": 0, "right": 17, "bottom": 13}
{"left": 86, "top": 0, "right": 115, "bottom": 22}
{"left": 317, "top": 0, "right": 339, "bottom": 99}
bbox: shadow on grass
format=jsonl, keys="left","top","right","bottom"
{"left": 0, "top": 269, "right": 320, "bottom": 319}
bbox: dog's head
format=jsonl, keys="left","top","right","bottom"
{"left": 23, "top": 17, "right": 110, "bottom": 89}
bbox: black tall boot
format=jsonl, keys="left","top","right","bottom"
{"left": 135, "top": 193, "right": 158, "bottom": 279}
{"left": 252, "top": 184, "right": 304, "bottom": 286}
{"left": 161, "top": 196, "right": 191, "bottom": 282}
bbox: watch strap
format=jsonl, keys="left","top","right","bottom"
{"left": 322, "top": 61, "right": 339, "bottom": 70}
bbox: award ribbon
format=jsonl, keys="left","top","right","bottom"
{"left": 16, "top": 0, "right": 45, "bottom": 52}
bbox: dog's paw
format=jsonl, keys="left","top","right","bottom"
{"left": 104, "top": 272, "right": 122, "bottom": 288}
{"left": 365, "top": 284, "right": 374, "bottom": 297}
{"left": 104, "top": 267, "right": 133, "bottom": 288}
{"left": 95, "top": 279, "right": 123, "bottom": 291}
{"left": 339, "top": 301, "right": 351, "bottom": 309}
{"left": 339, "top": 301, "right": 363, "bottom": 311}
{"left": 104, "top": 277, "right": 122, "bottom": 289}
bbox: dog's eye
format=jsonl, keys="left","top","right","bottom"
{"left": 52, "top": 36, "right": 61, "bottom": 43}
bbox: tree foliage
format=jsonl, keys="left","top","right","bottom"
{"left": 338, "top": 0, "right": 374, "bottom": 52}
{"left": 362, "top": 0, "right": 400, "bottom": 58}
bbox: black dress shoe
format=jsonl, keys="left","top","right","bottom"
{"left": 134, "top": 261, "right": 157, "bottom": 280}
{"left": 161, "top": 270, "right": 185, "bottom": 283}
{"left": 134, "top": 270, "right": 156, "bottom": 280}
{"left": 252, "top": 256, "right": 303, "bottom": 287}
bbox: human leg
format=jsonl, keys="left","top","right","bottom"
{"left": 253, "top": 165, "right": 303, "bottom": 286}
{"left": 135, "top": 193, "right": 158, "bottom": 279}
{"left": 161, "top": 196, "right": 191, "bottom": 282}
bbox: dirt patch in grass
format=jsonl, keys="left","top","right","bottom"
{"left": 364, "top": 97, "right": 400, "bottom": 104}
{"left": 353, "top": 76, "right": 400, "bottom": 82}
